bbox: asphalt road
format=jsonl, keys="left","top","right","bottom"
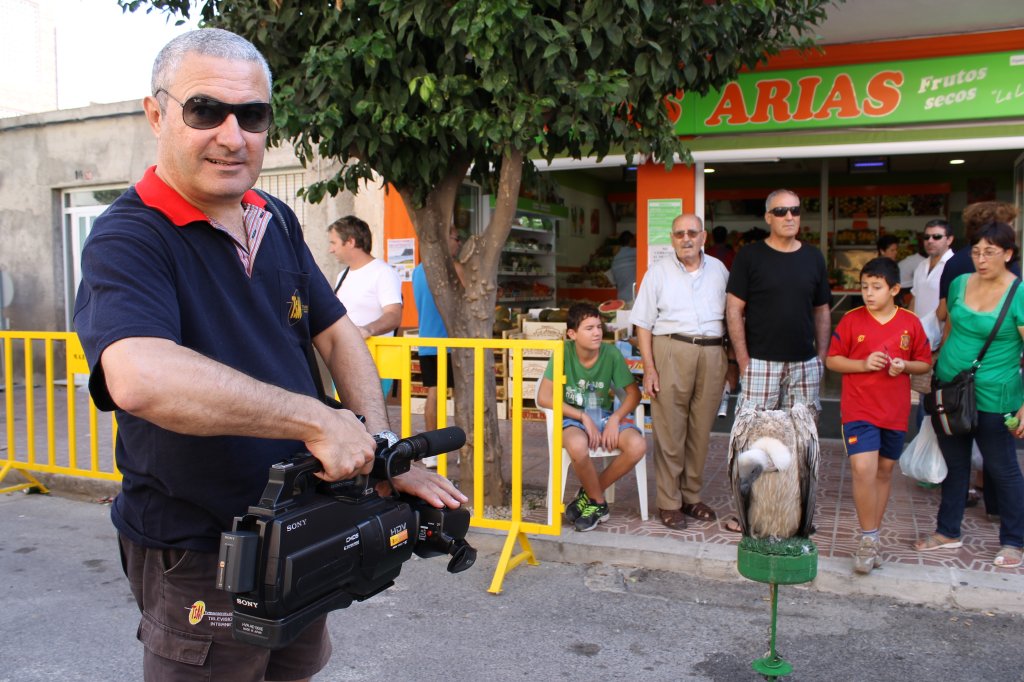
{"left": 1, "top": 492, "right": 1020, "bottom": 682}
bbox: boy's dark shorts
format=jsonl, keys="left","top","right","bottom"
{"left": 118, "top": 535, "right": 331, "bottom": 681}
{"left": 419, "top": 352, "right": 454, "bottom": 388}
{"left": 841, "top": 421, "right": 906, "bottom": 460}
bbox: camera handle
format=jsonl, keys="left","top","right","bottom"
{"left": 255, "top": 427, "right": 467, "bottom": 512}
{"left": 256, "top": 453, "right": 331, "bottom": 512}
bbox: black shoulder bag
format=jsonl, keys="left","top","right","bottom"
{"left": 925, "top": 278, "right": 1020, "bottom": 436}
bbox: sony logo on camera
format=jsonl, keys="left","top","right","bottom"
{"left": 236, "top": 598, "right": 259, "bottom": 608}
{"left": 285, "top": 518, "right": 308, "bottom": 532}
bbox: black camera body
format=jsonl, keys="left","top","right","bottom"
{"left": 216, "top": 428, "right": 474, "bottom": 649}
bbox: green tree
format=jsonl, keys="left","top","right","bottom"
{"left": 123, "top": 0, "right": 834, "bottom": 503}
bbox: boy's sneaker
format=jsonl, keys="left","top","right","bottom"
{"left": 574, "top": 500, "right": 610, "bottom": 532}
{"left": 564, "top": 489, "right": 589, "bottom": 524}
{"left": 853, "top": 535, "right": 881, "bottom": 574}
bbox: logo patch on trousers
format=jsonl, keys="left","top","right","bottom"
{"left": 188, "top": 600, "right": 206, "bottom": 625}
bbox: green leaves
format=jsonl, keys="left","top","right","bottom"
{"left": 123, "top": 0, "right": 834, "bottom": 208}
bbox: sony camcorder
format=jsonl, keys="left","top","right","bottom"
{"left": 215, "top": 427, "right": 475, "bottom": 649}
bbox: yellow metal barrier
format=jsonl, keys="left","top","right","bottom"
{"left": 369, "top": 335, "right": 565, "bottom": 594}
{"left": 2, "top": 331, "right": 566, "bottom": 593}
{"left": 0, "top": 331, "right": 119, "bottom": 494}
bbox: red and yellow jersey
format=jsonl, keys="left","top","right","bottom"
{"left": 828, "top": 307, "right": 931, "bottom": 431}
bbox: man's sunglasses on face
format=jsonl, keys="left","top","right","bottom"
{"left": 768, "top": 206, "right": 801, "bottom": 217}
{"left": 924, "top": 233, "right": 949, "bottom": 241}
{"left": 155, "top": 89, "right": 273, "bottom": 133}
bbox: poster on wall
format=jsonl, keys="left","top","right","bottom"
{"left": 647, "top": 199, "right": 683, "bottom": 266}
{"left": 387, "top": 238, "right": 416, "bottom": 282}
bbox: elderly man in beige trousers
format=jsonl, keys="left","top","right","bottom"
{"left": 631, "top": 214, "right": 729, "bottom": 530}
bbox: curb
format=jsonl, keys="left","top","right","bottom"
{"left": 467, "top": 527, "right": 1024, "bottom": 615}
{"left": 29, "top": 476, "right": 1023, "bottom": 615}
{"left": 30, "top": 473, "right": 121, "bottom": 501}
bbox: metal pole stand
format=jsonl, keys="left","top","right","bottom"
{"left": 736, "top": 537, "right": 818, "bottom": 680}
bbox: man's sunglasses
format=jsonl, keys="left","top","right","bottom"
{"left": 768, "top": 206, "right": 801, "bottom": 217}
{"left": 155, "top": 89, "right": 273, "bottom": 133}
{"left": 924, "top": 233, "right": 949, "bottom": 240}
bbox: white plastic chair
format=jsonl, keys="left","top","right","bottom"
{"left": 537, "top": 375, "right": 649, "bottom": 522}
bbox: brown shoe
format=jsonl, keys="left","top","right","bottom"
{"left": 682, "top": 501, "right": 717, "bottom": 522}
{"left": 658, "top": 507, "right": 688, "bottom": 530}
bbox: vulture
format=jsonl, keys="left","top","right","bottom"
{"left": 728, "top": 403, "right": 819, "bottom": 540}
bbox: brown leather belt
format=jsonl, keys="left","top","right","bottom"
{"left": 669, "top": 333, "right": 725, "bottom": 347}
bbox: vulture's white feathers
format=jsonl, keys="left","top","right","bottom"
{"left": 728, "top": 404, "right": 819, "bottom": 540}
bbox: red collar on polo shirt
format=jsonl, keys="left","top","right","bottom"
{"left": 135, "top": 165, "right": 267, "bottom": 226}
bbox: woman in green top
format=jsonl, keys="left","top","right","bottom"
{"left": 914, "top": 223, "right": 1024, "bottom": 568}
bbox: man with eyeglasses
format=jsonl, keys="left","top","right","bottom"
{"left": 73, "top": 29, "right": 465, "bottom": 682}
{"left": 726, "top": 189, "right": 831, "bottom": 417}
{"left": 631, "top": 214, "right": 729, "bottom": 530}
{"left": 910, "top": 219, "right": 955, "bottom": 350}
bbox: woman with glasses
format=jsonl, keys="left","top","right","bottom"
{"left": 915, "top": 222, "right": 1024, "bottom": 568}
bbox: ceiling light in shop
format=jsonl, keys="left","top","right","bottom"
{"left": 848, "top": 156, "right": 888, "bottom": 174}
{"left": 704, "top": 167, "right": 716, "bottom": 173}
{"left": 949, "top": 159, "right": 966, "bottom": 165}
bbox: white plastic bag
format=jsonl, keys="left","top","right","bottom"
{"left": 899, "top": 418, "right": 948, "bottom": 483}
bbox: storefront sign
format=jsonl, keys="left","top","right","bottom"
{"left": 671, "top": 50, "right": 1024, "bottom": 135}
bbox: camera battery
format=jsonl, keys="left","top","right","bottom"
{"left": 217, "top": 530, "right": 259, "bottom": 593}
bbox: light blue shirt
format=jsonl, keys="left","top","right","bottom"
{"left": 412, "top": 263, "right": 446, "bottom": 357}
{"left": 610, "top": 246, "right": 637, "bottom": 302}
{"left": 629, "top": 253, "right": 728, "bottom": 337}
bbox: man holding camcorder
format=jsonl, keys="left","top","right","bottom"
{"left": 73, "top": 28, "right": 466, "bottom": 682}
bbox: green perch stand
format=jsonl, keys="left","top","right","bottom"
{"left": 737, "top": 537, "right": 818, "bottom": 679}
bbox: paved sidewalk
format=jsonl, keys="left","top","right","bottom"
{"left": 473, "top": 415, "right": 1024, "bottom": 614}
{"left": 3, "top": 386, "right": 1022, "bottom": 613}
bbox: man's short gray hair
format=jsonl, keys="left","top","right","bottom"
{"left": 765, "top": 189, "right": 800, "bottom": 212}
{"left": 673, "top": 213, "right": 704, "bottom": 231}
{"left": 151, "top": 28, "right": 273, "bottom": 97}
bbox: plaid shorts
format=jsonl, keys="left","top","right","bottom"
{"left": 737, "top": 357, "right": 823, "bottom": 414}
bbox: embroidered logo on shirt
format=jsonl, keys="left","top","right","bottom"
{"left": 287, "top": 290, "right": 308, "bottom": 326}
{"left": 900, "top": 333, "right": 911, "bottom": 351}
{"left": 856, "top": 335, "right": 865, "bottom": 343}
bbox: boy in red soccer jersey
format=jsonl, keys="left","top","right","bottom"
{"left": 827, "top": 257, "right": 932, "bottom": 574}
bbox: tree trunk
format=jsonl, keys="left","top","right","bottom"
{"left": 399, "top": 149, "right": 525, "bottom": 508}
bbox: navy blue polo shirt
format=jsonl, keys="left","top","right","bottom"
{"left": 73, "top": 167, "right": 346, "bottom": 552}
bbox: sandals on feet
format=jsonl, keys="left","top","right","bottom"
{"left": 965, "top": 488, "right": 980, "bottom": 508}
{"left": 682, "top": 502, "right": 717, "bottom": 521}
{"left": 722, "top": 515, "right": 743, "bottom": 533}
{"left": 994, "top": 546, "right": 1023, "bottom": 568}
{"left": 658, "top": 507, "right": 688, "bottom": 530}
{"left": 914, "top": 534, "right": 963, "bottom": 551}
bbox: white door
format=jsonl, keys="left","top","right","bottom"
{"left": 63, "top": 187, "right": 126, "bottom": 330}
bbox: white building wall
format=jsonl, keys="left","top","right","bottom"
{"left": 0, "top": 99, "right": 381, "bottom": 334}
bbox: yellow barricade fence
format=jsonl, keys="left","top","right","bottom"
{"left": 0, "top": 331, "right": 118, "bottom": 494}
{"left": 1, "top": 331, "right": 565, "bottom": 593}
{"left": 368, "top": 335, "right": 564, "bottom": 594}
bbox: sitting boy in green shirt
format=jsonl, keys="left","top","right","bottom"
{"left": 537, "top": 303, "right": 646, "bottom": 531}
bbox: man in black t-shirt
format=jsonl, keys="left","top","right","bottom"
{"left": 726, "top": 189, "right": 832, "bottom": 415}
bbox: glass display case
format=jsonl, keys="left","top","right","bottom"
{"left": 828, "top": 184, "right": 949, "bottom": 290}
{"left": 482, "top": 196, "right": 566, "bottom": 309}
